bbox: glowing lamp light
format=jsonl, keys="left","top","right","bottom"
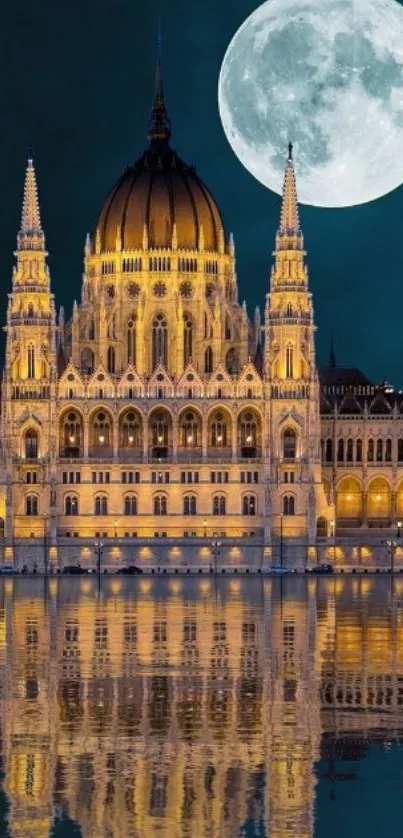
{"left": 376, "top": 494, "right": 382, "bottom": 502}
{"left": 187, "top": 435, "right": 193, "bottom": 444}
{"left": 158, "top": 435, "right": 163, "bottom": 443}
{"left": 246, "top": 435, "right": 252, "bottom": 443}
{"left": 217, "top": 434, "right": 222, "bottom": 443}
{"left": 128, "top": 435, "right": 134, "bottom": 444}
{"left": 99, "top": 434, "right": 105, "bottom": 444}
{"left": 346, "top": 494, "right": 352, "bottom": 501}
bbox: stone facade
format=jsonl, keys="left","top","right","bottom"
{"left": 1, "top": 57, "right": 400, "bottom": 570}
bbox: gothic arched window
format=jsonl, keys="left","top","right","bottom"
{"left": 181, "top": 412, "right": 199, "bottom": 448}
{"left": 325, "top": 438, "right": 333, "bottom": 462}
{"left": 25, "top": 429, "right": 38, "bottom": 460}
{"left": 183, "top": 314, "right": 193, "bottom": 366}
{"left": 107, "top": 346, "right": 115, "bottom": 374}
{"left": 283, "top": 428, "right": 296, "bottom": 460}
{"left": 27, "top": 345, "right": 35, "bottom": 379}
{"left": 154, "top": 495, "right": 167, "bottom": 515}
{"left": 65, "top": 495, "right": 79, "bottom": 516}
{"left": 367, "top": 438, "right": 374, "bottom": 462}
{"left": 286, "top": 344, "right": 293, "bottom": 378}
{"left": 346, "top": 438, "right": 354, "bottom": 462}
{"left": 356, "top": 439, "right": 363, "bottom": 462}
{"left": 92, "top": 411, "right": 110, "bottom": 447}
{"left": 283, "top": 495, "right": 295, "bottom": 515}
{"left": 152, "top": 314, "right": 168, "bottom": 370}
{"left": 243, "top": 495, "right": 256, "bottom": 515}
{"left": 127, "top": 318, "right": 136, "bottom": 365}
{"left": 385, "top": 438, "right": 392, "bottom": 462}
{"left": 183, "top": 495, "right": 197, "bottom": 515}
{"left": 26, "top": 495, "right": 38, "bottom": 516}
{"left": 124, "top": 495, "right": 137, "bottom": 515}
{"left": 205, "top": 346, "right": 213, "bottom": 374}
{"left": 213, "top": 495, "right": 226, "bottom": 515}
{"left": 226, "top": 348, "right": 239, "bottom": 375}
{"left": 81, "top": 348, "right": 94, "bottom": 375}
{"left": 210, "top": 413, "right": 228, "bottom": 447}
{"left": 337, "top": 438, "right": 345, "bottom": 463}
{"left": 94, "top": 496, "right": 108, "bottom": 516}
{"left": 120, "top": 411, "right": 141, "bottom": 448}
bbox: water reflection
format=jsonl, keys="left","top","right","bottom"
{"left": 0, "top": 576, "right": 402, "bottom": 836}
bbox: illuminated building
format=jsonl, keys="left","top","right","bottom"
{"left": 1, "top": 48, "right": 400, "bottom": 570}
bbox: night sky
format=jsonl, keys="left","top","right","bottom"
{"left": 1, "top": 0, "right": 403, "bottom": 385}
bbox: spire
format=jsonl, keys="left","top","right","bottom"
{"left": 17, "top": 158, "right": 45, "bottom": 251}
{"left": 148, "top": 22, "right": 171, "bottom": 144}
{"left": 277, "top": 143, "right": 302, "bottom": 247}
{"left": 329, "top": 336, "right": 336, "bottom": 368}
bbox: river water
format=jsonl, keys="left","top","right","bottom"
{"left": 0, "top": 575, "right": 401, "bottom": 837}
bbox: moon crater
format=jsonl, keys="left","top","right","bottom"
{"left": 218, "top": 0, "right": 403, "bottom": 207}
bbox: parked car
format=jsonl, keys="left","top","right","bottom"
{"left": 0, "top": 565, "right": 17, "bottom": 575}
{"left": 116, "top": 565, "right": 143, "bottom": 575}
{"left": 62, "top": 565, "right": 87, "bottom": 575}
{"left": 269, "top": 566, "right": 290, "bottom": 575}
{"left": 310, "top": 563, "right": 334, "bottom": 574}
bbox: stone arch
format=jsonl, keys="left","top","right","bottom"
{"left": 367, "top": 475, "right": 392, "bottom": 523}
{"left": 316, "top": 516, "right": 328, "bottom": 537}
{"left": 237, "top": 407, "right": 262, "bottom": 457}
{"left": 118, "top": 407, "right": 143, "bottom": 455}
{"left": 177, "top": 405, "right": 203, "bottom": 452}
{"left": 396, "top": 479, "right": 403, "bottom": 518}
{"left": 207, "top": 406, "right": 233, "bottom": 450}
{"left": 59, "top": 407, "right": 85, "bottom": 458}
{"left": 336, "top": 475, "right": 362, "bottom": 524}
{"left": 89, "top": 406, "right": 114, "bottom": 455}
{"left": 148, "top": 407, "right": 173, "bottom": 460}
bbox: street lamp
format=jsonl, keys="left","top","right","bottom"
{"left": 94, "top": 538, "right": 103, "bottom": 577}
{"left": 211, "top": 539, "right": 221, "bottom": 575}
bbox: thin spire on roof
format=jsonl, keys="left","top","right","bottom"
{"left": 17, "top": 157, "right": 45, "bottom": 251}
{"left": 148, "top": 21, "right": 171, "bottom": 144}
{"left": 278, "top": 142, "right": 300, "bottom": 237}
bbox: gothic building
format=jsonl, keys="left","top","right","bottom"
{"left": 1, "top": 51, "right": 401, "bottom": 569}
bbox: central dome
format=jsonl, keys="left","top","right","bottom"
{"left": 95, "top": 52, "right": 224, "bottom": 254}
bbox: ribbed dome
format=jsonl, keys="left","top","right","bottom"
{"left": 95, "top": 144, "right": 224, "bottom": 252}
{"left": 94, "top": 46, "right": 224, "bottom": 254}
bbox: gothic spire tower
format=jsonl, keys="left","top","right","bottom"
{"left": 2, "top": 159, "right": 57, "bottom": 554}
{"left": 264, "top": 146, "right": 331, "bottom": 557}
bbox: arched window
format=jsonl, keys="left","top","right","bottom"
{"left": 367, "top": 438, "right": 374, "bottom": 462}
{"left": 25, "top": 429, "right": 38, "bottom": 460}
{"left": 356, "top": 439, "right": 363, "bottom": 462}
{"left": 325, "top": 438, "right": 333, "bottom": 462}
{"left": 154, "top": 495, "right": 167, "bottom": 515}
{"left": 181, "top": 412, "right": 199, "bottom": 447}
{"left": 107, "top": 346, "right": 115, "bottom": 374}
{"left": 88, "top": 319, "right": 95, "bottom": 341}
{"left": 213, "top": 495, "right": 226, "bottom": 515}
{"left": 376, "top": 438, "right": 383, "bottom": 462}
{"left": 210, "top": 413, "right": 228, "bottom": 447}
{"left": 346, "top": 438, "right": 354, "bottom": 462}
{"left": 27, "top": 345, "right": 35, "bottom": 379}
{"left": 286, "top": 344, "right": 293, "bottom": 378}
{"left": 27, "top": 304, "right": 34, "bottom": 318}
{"left": 183, "top": 495, "right": 197, "bottom": 515}
{"left": 151, "top": 412, "right": 169, "bottom": 447}
{"left": 62, "top": 411, "right": 82, "bottom": 455}
{"left": 183, "top": 315, "right": 193, "bottom": 366}
{"left": 204, "top": 346, "right": 213, "bottom": 374}
{"left": 95, "top": 496, "right": 108, "bottom": 516}
{"left": 81, "top": 348, "right": 94, "bottom": 375}
{"left": 283, "top": 428, "right": 296, "bottom": 460}
{"left": 127, "top": 318, "right": 136, "bottom": 365}
{"left": 92, "top": 411, "right": 110, "bottom": 447}
{"left": 120, "top": 411, "right": 141, "bottom": 447}
{"left": 243, "top": 495, "right": 256, "bottom": 515}
{"left": 124, "top": 496, "right": 137, "bottom": 516}
{"left": 226, "top": 348, "right": 239, "bottom": 375}
{"left": 152, "top": 315, "right": 168, "bottom": 370}
{"left": 26, "top": 495, "right": 38, "bottom": 516}
{"left": 225, "top": 314, "right": 232, "bottom": 340}
{"left": 385, "top": 438, "right": 392, "bottom": 462}
{"left": 239, "top": 412, "right": 257, "bottom": 448}
{"left": 65, "top": 496, "right": 79, "bottom": 516}
{"left": 283, "top": 495, "right": 295, "bottom": 515}
{"left": 286, "top": 302, "right": 292, "bottom": 317}
{"left": 337, "top": 438, "right": 345, "bottom": 463}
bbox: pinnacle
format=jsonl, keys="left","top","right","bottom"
{"left": 18, "top": 158, "right": 45, "bottom": 251}
{"left": 148, "top": 24, "right": 171, "bottom": 144}
{"left": 278, "top": 146, "right": 301, "bottom": 238}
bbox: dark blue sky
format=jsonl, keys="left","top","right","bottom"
{"left": 1, "top": 0, "right": 403, "bottom": 384}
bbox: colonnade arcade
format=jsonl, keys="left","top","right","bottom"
{"left": 331, "top": 475, "right": 403, "bottom": 527}
{"left": 48, "top": 405, "right": 263, "bottom": 462}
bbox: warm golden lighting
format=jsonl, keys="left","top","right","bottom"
{"left": 376, "top": 494, "right": 382, "bottom": 502}
{"left": 99, "top": 434, "right": 105, "bottom": 444}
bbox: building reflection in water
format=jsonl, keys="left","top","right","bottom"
{"left": 0, "top": 576, "right": 402, "bottom": 837}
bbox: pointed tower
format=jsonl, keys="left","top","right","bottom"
{"left": 264, "top": 145, "right": 331, "bottom": 558}
{"left": 2, "top": 159, "right": 57, "bottom": 561}
{"left": 148, "top": 24, "right": 171, "bottom": 145}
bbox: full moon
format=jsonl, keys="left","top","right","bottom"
{"left": 218, "top": 0, "right": 403, "bottom": 207}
